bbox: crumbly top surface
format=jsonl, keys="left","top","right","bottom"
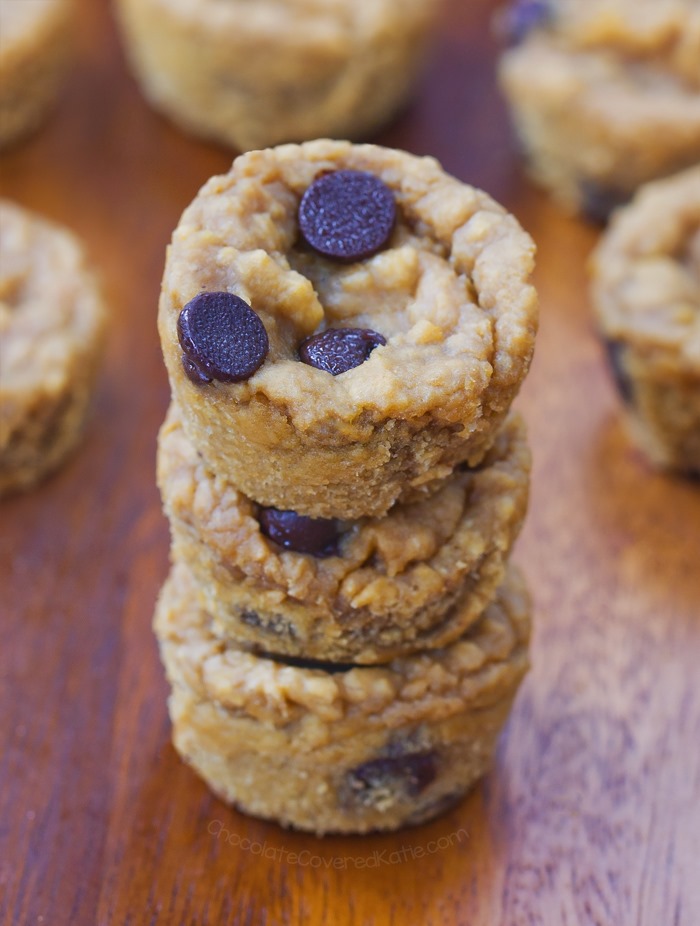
{"left": 592, "top": 166, "right": 700, "bottom": 370}
{"left": 509, "top": 0, "right": 700, "bottom": 89}
{"left": 160, "top": 140, "right": 537, "bottom": 432}
{"left": 158, "top": 402, "right": 530, "bottom": 611}
{"left": 155, "top": 562, "right": 531, "bottom": 727}
{"left": 0, "top": 200, "right": 104, "bottom": 402}
{"left": 0, "top": 0, "right": 68, "bottom": 54}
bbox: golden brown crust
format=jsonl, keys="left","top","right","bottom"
{"left": 159, "top": 140, "right": 538, "bottom": 518}
{"left": 0, "top": 200, "right": 106, "bottom": 495}
{"left": 591, "top": 167, "right": 700, "bottom": 472}
{"left": 158, "top": 403, "right": 531, "bottom": 662}
{"left": 154, "top": 563, "right": 531, "bottom": 833}
{"left": 537, "top": 0, "right": 700, "bottom": 84}
{"left": 498, "top": 0, "right": 700, "bottom": 213}
{"left": 115, "top": 0, "right": 441, "bottom": 150}
{"left": 0, "top": 0, "right": 73, "bottom": 149}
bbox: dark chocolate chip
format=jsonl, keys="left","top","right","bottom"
{"left": 181, "top": 354, "right": 212, "bottom": 384}
{"left": 298, "top": 170, "right": 396, "bottom": 262}
{"left": 177, "top": 291, "right": 269, "bottom": 383}
{"left": 347, "top": 751, "right": 438, "bottom": 804}
{"left": 603, "top": 338, "right": 635, "bottom": 406}
{"left": 501, "top": 0, "right": 552, "bottom": 46}
{"left": 579, "top": 181, "right": 628, "bottom": 225}
{"left": 258, "top": 506, "right": 340, "bottom": 557}
{"left": 299, "top": 327, "right": 386, "bottom": 376}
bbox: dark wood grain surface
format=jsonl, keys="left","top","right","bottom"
{"left": 2, "top": 1, "right": 700, "bottom": 923}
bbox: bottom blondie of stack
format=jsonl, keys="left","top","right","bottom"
{"left": 155, "top": 563, "right": 530, "bottom": 835}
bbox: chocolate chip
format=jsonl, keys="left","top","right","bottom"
{"left": 298, "top": 170, "right": 396, "bottom": 262}
{"left": 603, "top": 338, "right": 634, "bottom": 406}
{"left": 177, "top": 291, "right": 269, "bottom": 383}
{"left": 580, "top": 181, "right": 628, "bottom": 225}
{"left": 347, "top": 751, "right": 438, "bottom": 805}
{"left": 181, "top": 354, "right": 212, "bottom": 384}
{"left": 501, "top": 0, "right": 552, "bottom": 45}
{"left": 258, "top": 506, "right": 340, "bottom": 557}
{"left": 299, "top": 327, "right": 386, "bottom": 376}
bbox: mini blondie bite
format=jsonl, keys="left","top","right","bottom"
{"left": 0, "top": 201, "right": 106, "bottom": 496}
{"left": 498, "top": 0, "right": 700, "bottom": 220}
{"left": 154, "top": 562, "right": 531, "bottom": 835}
{"left": 158, "top": 404, "right": 530, "bottom": 663}
{"left": 0, "top": 0, "right": 73, "bottom": 148}
{"left": 591, "top": 166, "right": 700, "bottom": 474}
{"left": 158, "top": 140, "right": 538, "bottom": 519}
{"left": 115, "top": 0, "right": 442, "bottom": 150}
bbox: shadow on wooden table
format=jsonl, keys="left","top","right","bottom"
{"left": 95, "top": 722, "right": 520, "bottom": 923}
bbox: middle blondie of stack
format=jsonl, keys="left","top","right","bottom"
{"left": 154, "top": 140, "right": 539, "bottom": 834}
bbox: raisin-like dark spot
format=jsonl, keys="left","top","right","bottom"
{"left": 258, "top": 506, "right": 340, "bottom": 557}
{"left": 347, "top": 751, "right": 438, "bottom": 806}
{"left": 580, "top": 180, "right": 628, "bottom": 225}
{"left": 298, "top": 170, "right": 396, "bottom": 262}
{"left": 603, "top": 338, "right": 635, "bottom": 406}
{"left": 500, "top": 0, "right": 552, "bottom": 46}
{"left": 177, "top": 291, "right": 269, "bottom": 383}
{"left": 299, "top": 327, "right": 386, "bottom": 376}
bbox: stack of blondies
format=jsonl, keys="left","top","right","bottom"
{"left": 153, "top": 139, "right": 539, "bottom": 834}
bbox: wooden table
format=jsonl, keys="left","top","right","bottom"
{"left": 2, "top": 1, "right": 700, "bottom": 922}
